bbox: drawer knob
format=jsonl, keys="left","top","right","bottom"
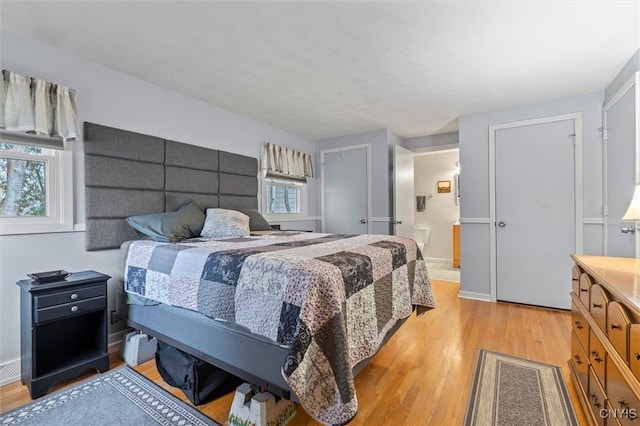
{"left": 590, "top": 394, "right": 601, "bottom": 408}
{"left": 70, "top": 306, "right": 78, "bottom": 312}
{"left": 619, "top": 399, "right": 630, "bottom": 410}
{"left": 574, "top": 355, "right": 583, "bottom": 365}
{"left": 70, "top": 293, "right": 78, "bottom": 300}
{"left": 574, "top": 321, "right": 583, "bottom": 329}
{"left": 635, "top": 353, "right": 640, "bottom": 361}
{"left": 593, "top": 303, "right": 603, "bottom": 309}
{"left": 611, "top": 323, "right": 621, "bottom": 330}
{"left": 591, "top": 350, "right": 602, "bottom": 363}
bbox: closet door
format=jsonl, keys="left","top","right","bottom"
{"left": 605, "top": 75, "right": 638, "bottom": 257}
{"left": 494, "top": 117, "right": 577, "bottom": 309}
{"left": 321, "top": 145, "right": 370, "bottom": 234}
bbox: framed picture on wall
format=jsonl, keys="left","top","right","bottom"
{"left": 438, "top": 180, "right": 451, "bottom": 193}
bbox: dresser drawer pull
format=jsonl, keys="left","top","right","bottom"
{"left": 70, "top": 306, "right": 78, "bottom": 313}
{"left": 574, "top": 321, "right": 583, "bottom": 329}
{"left": 70, "top": 293, "right": 78, "bottom": 300}
{"left": 611, "top": 323, "right": 621, "bottom": 330}
{"left": 635, "top": 353, "right": 640, "bottom": 361}
{"left": 619, "top": 399, "right": 630, "bottom": 410}
{"left": 574, "top": 355, "right": 583, "bottom": 365}
{"left": 590, "top": 394, "right": 601, "bottom": 408}
{"left": 580, "top": 288, "right": 588, "bottom": 292}
{"left": 590, "top": 350, "right": 603, "bottom": 363}
{"left": 593, "top": 303, "right": 603, "bottom": 309}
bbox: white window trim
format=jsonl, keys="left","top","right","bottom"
{"left": 260, "top": 176, "right": 307, "bottom": 221}
{"left": 0, "top": 140, "right": 73, "bottom": 235}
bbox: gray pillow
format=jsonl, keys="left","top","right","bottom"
{"left": 201, "top": 208, "right": 250, "bottom": 238}
{"left": 126, "top": 200, "right": 205, "bottom": 242}
{"left": 239, "top": 208, "right": 273, "bottom": 231}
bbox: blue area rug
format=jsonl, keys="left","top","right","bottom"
{"left": 0, "top": 366, "right": 219, "bottom": 425}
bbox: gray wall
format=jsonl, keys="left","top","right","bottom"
{"left": 458, "top": 92, "right": 604, "bottom": 298}
{"left": 316, "top": 129, "right": 394, "bottom": 235}
{"left": 0, "top": 32, "right": 317, "bottom": 365}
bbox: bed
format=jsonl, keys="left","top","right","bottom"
{"left": 83, "top": 122, "right": 435, "bottom": 425}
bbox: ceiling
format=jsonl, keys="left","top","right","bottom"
{"left": 2, "top": 1, "right": 639, "bottom": 140}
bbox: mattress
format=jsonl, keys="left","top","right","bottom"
{"left": 123, "top": 231, "right": 434, "bottom": 424}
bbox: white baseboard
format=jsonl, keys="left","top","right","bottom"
{"left": 458, "top": 291, "right": 491, "bottom": 302}
{"left": 0, "top": 358, "right": 21, "bottom": 386}
{"left": 424, "top": 257, "right": 453, "bottom": 263}
{"left": 109, "top": 328, "right": 132, "bottom": 349}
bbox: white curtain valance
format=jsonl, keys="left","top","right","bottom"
{"left": 1, "top": 70, "right": 79, "bottom": 142}
{"left": 264, "top": 142, "right": 313, "bottom": 181}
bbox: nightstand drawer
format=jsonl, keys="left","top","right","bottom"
{"left": 35, "top": 284, "right": 105, "bottom": 309}
{"left": 35, "top": 296, "right": 106, "bottom": 323}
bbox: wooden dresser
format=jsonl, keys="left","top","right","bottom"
{"left": 570, "top": 255, "right": 640, "bottom": 425}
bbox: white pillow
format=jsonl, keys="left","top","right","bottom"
{"left": 201, "top": 208, "right": 250, "bottom": 238}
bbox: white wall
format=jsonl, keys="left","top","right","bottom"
{"left": 0, "top": 32, "right": 317, "bottom": 365}
{"left": 403, "top": 131, "right": 459, "bottom": 152}
{"left": 458, "top": 92, "right": 604, "bottom": 298}
{"left": 414, "top": 150, "right": 460, "bottom": 260}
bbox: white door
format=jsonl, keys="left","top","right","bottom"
{"left": 604, "top": 76, "right": 638, "bottom": 257}
{"left": 494, "top": 117, "right": 578, "bottom": 309}
{"left": 321, "top": 145, "right": 370, "bottom": 234}
{"left": 393, "top": 145, "right": 415, "bottom": 238}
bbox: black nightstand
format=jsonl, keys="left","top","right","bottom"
{"left": 17, "top": 270, "right": 110, "bottom": 399}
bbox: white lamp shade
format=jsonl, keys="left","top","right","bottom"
{"left": 622, "top": 184, "right": 640, "bottom": 221}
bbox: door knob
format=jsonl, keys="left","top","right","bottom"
{"left": 621, "top": 226, "right": 636, "bottom": 234}
{"left": 360, "top": 219, "right": 367, "bottom": 224}
{"left": 397, "top": 220, "right": 403, "bottom": 225}
{"left": 498, "top": 221, "right": 506, "bottom": 228}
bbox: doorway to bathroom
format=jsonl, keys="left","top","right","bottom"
{"left": 413, "top": 148, "right": 460, "bottom": 282}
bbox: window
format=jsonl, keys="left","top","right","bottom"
{"left": 262, "top": 178, "right": 306, "bottom": 219}
{"left": 0, "top": 137, "right": 73, "bottom": 235}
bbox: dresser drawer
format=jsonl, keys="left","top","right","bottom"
{"left": 572, "top": 330, "right": 590, "bottom": 394}
{"left": 607, "top": 359, "right": 640, "bottom": 425}
{"left": 573, "top": 302, "right": 590, "bottom": 352}
{"left": 589, "top": 366, "right": 608, "bottom": 426}
{"left": 590, "top": 329, "right": 607, "bottom": 387}
{"left": 609, "top": 301, "right": 631, "bottom": 362}
{"left": 591, "top": 284, "right": 610, "bottom": 333}
{"left": 573, "top": 265, "right": 584, "bottom": 295}
{"left": 34, "top": 296, "right": 106, "bottom": 323}
{"left": 35, "top": 284, "right": 106, "bottom": 309}
{"left": 580, "top": 273, "right": 594, "bottom": 308}
{"left": 630, "top": 325, "right": 640, "bottom": 382}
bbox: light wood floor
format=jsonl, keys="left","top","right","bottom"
{"left": 0, "top": 279, "right": 586, "bottom": 425}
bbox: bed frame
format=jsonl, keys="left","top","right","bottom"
{"left": 84, "top": 122, "right": 409, "bottom": 401}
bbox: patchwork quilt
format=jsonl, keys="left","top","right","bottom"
{"left": 124, "top": 232, "right": 434, "bottom": 425}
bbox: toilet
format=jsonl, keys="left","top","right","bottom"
{"left": 414, "top": 226, "right": 430, "bottom": 252}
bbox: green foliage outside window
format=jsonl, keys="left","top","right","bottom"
{"left": 0, "top": 143, "right": 46, "bottom": 217}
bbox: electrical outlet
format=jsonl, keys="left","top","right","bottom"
{"left": 110, "top": 310, "right": 119, "bottom": 324}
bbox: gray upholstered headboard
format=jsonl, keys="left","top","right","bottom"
{"left": 84, "top": 122, "right": 258, "bottom": 251}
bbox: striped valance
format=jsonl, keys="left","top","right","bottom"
{"left": 263, "top": 142, "right": 313, "bottom": 182}
{"left": 1, "top": 70, "right": 79, "bottom": 142}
